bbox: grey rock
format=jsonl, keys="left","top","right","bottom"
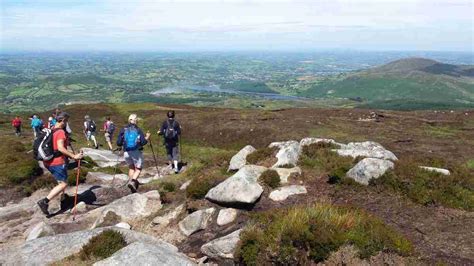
{"left": 201, "top": 229, "right": 242, "bottom": 259}
{"left": 273, "top": 167, "right": 302, "bottom": 183}
{"left": 346, "top": 158, "right": 395, "bottom": 185}
{"left": 180, "top": 180, "right": 192, "bottom": 191}
{"left": 94, "top": 241, "right": 196, "bottom": 266}
{"left": 25, "top": 221, "right": 55, "bottom": 241}
{"left": 335, "top": 141, "right": 398, "bottom": 161}
{"left": 206, "top": 165, "right": 267, "bottom": 205}
{"left": 87, "top": 172, "right": 129, "bottom": 182}
{"left": 179, "top": 208, "right": 215, "bottom": 236}
{"left": 216, "top": 208, "right": 238, "bottom": 226}
{"left": 269, "top": 185, "right": 307, "bottom": 201}
{"left": 228, "top": 145, "right": 257, "bottom": 171}
{"left": 82, "top": 148, "right": 125, "bottom": 168}
{"left": 153, "top": 204, "right": 185, "bottom": 227}
{"left": 300, "top": 137, "right": 343, "bottom": 148}
{"left": 419, "top": 166, "right": 451, "bottom": 175}
{"left": 269, "top": 140, "right": 301, "bottom": 168}
{"left": 69, "top": 201, "right": 87, "bottom": 214}
{"left": 115, "top": 222, "right": 131, "bottom": 230}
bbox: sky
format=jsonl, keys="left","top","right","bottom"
{"left": 1, "top": 0, "right": 473, "bottom": 52}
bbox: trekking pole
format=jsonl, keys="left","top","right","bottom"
{"left": 73, "top": 158, "right": 81, "bottom": 221}
{"left": 148, "top": 136, "right": 160, "bottom": 175}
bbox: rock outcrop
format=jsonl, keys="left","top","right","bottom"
{"left": 216, "top": 208, "right": 238, "bottom": 226}
{"left": 178, "top": 208, "right": 215, "bottom": 236}
{"left": 419, "top": 166, "right": 451, "bottom": 175}
{"left": 269, "top": 185, "right": 307, "bottom": 201}
{"left": 82, "top": 148, "right": 124, "bottom": 168}
{"left": 269, "top": 141, "right": 301, "bottom": 168}
{"left": 335, "top": 141, "right": 398, "bottom": 161}
{"left": 346, "top": 158, "right": 395, "bottom": 185}
{"left": 201, "top": 229, "right": 242, "bottom": 259}
{"left": 273, "top": 167, "right": 302, "bottom": 183}
{"left": 25, "top": 221, "right": 55, "bottom": 241}
{"left": 228, "top": 145, "right": 257, "bottom": 171}
{"left": 206, "top": 165, "right": 267, "bottom": 205}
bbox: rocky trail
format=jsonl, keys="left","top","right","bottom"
{"left": 0, "top": 137, "right": 472, "bottom": 265}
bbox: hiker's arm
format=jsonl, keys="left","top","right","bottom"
{"left": 139, "top": 130, "right": 149, "bottom": 146}
{"left": 157, "top": 122, "right": 165, "bottom": 135}
{"left": 57, "top": 139, "right": 82, "bottom": 160}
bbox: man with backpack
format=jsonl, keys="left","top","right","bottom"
{"left": 103, "top": 116, "right": 116, "bottom": 151}
{"left": 117, "top": 114, "right": 151, "bottom": 193}
{"left": 11, "top": 116, "right": 22, "bottom": 137}
{"left": 158, "top": 110, "right": 181, "bottom": 174}
{"left": 36, "top": 112, "right": 83, "bottom": 216}
{"left": 84, "top": 115, "right": 99, "bottom": 149}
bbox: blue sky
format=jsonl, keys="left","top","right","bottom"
{"left": 1, "top": 0, "right": 473, "bottom": 52}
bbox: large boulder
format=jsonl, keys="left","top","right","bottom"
{"left": 273, "top": 167, "right": 301, "bottom": 184}
{"left": 300, "top": 137, "right": 343, "bottom": 148}
{"left": 335, "top": 141, "right": 398, "bottom": 161}
{"left": 89, "top": 191, "right": 162, "bottom": 228}
{"left": 82, "top": 148, "right": 125, "bottom": 168}
{"left": 94, "top": 241, "right": 195, "bottom": 266}
{"left": 216, "top": 208, "right": 238, "bottom": 226}
{"left": 25, "top": 221, "right": 55, "bottom": 241}
{"left": 419, "top": 166, "right": 451, "bottom": 175}
{"left": 201, "top": 229, "right": 242, "bottom": 259}
{"left": 269, "top": 185, "right": 307, "bottom": 201}
{"left": 178, "top": 208, "right": 215, "bottom": 236}
{"left": 269, "top": 141, "right": 301, "bottom": 168}
{"left": 206, "top": 165, "right": 267, "bottom": 205}
{"left": 0, "top": 227, "right": 179, "bottom": 265}
{"left": 87, "top": 172, "right": 128, "bottom": 182}
{"left": 228, "top": 145, "right": 257, "bottom": 171}
{"left": 346, "top": 158, "right": 395, "bottom": 185}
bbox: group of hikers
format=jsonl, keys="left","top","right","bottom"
{"left": 25, "top": 110, "right": 182, "bottom": 217}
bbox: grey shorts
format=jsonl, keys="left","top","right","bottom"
{"left": 124, "top": 150, "right": 144, "bottom": 169}
{"left": 105, "top": 132, "right": 112, "bottom": 142}
{"left": 166, "top": 145, "right": 179, "bottom": 161}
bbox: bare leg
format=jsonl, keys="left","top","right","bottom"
{"left": 128, "top": 167, "right": 135, "bottom": 179}
{"left": 46, "top": 182, "right": 68, "bottom": 200}
{"left": 132, "top": 168, "right": 141, "bottom": 181}
{"left": 107, "top": 141, "right": 113, "bottom": 150}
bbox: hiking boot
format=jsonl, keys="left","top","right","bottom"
{"left": 128, "top": 179, "right": 139, "bottom": 193}
{"left": 174, "top": 168, "right": 180, "bottom": 174}
{"left": 37, "top": 198, "right": 49, "bottom": 215}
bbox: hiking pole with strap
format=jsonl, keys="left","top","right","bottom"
{"left": 72, "top": 158, "right": 81, "bottom": 221}
{"left": 148, "top": 136, "right": 160, "bottom": 176}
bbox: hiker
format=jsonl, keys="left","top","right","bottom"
{"left": 117, "top": 114, "right": 151, "bottom": 193}
{"left": 158, "top": 110, "right": 181, "bottom": 174}
{"left": 83, "top": 115, "right": 99, "bottom": 149}
{"left": 11, "top": 116, "right": 22, "bottom": 137}
{"left": 37, "top": 112, "right": 84, "bottom": 216}
{"left": 47, "top": 117, "right": 54, "bottom": 129}
{"left": 30, "top": 115, "right": 43, "bottom": 138}
{"left": 102, "top": 116, "right": 116, "bottom": 151}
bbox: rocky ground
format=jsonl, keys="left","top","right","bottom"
{"left": 0, "top": 104, "right": 472, "bottom": 265}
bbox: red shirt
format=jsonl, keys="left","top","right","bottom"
{"left": 44, "top": 129, "right": 68, "bottom": 167}
{"left": 12, "top": 118, "right": 22, "bottom": 127}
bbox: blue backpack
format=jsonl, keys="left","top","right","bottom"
{"left": 124, "top": 127, "right": 140, "bottom": 151}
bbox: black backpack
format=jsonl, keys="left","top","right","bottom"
{"left": 33, "top": 128, "right": 61, "bottom": 161}
{"left": 87, "top": 120, "right": 97, "bottom": 132}
{"left": 107, "top": 122, "right": 116, "bottom": 134}
{"left": 164, "top": 120, "right": 178, "bottom": 140}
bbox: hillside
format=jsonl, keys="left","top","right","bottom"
{"left": 0, "top": 103, "right": 473, "bottom": 265}
{"left": 301, "top": 58, "right": 474, "bottom": 110}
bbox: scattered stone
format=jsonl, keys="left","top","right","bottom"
{"left": 180, "top": 180, "right": 192, "bottom": 191}
{"left": 115, "top": 222, "right": 131, "bottom": 230}
{"left": 82, "top": 148, "right": 125, "bottom": 168}
{"left": 300, "top": 137, "right": 342, "bottom": 148}
{"left": 206, "top": 165, "right": 267, "bottom": 205}
{"left": 273, "top": 167, "right": 302, "bottom": 183}
{"left": 346, "top": 158, "right": 395, "bottom": 185}
{"left": 269, "top": 185, "right": 307, "bottom": 201}
{"left": 269, "top": 141, "right": 301, "bottom": 168}
{"left": 25, "top": 221, "right": 55, "bottom": 241}
{"left": 419, "top": 166, "right": 451, "bottom": 175}
{"left": 95, "top": 241, "right": 196, "bottom": 266}
{"left": 216, "top": 208, "right": 238, "bottom": 226}
{"left": 335, "top": 141, "right": 398, "bottom": 161}
{"left": 143, "top": 190, "right": 161, "bottom": 201}
{"left": 228, "top": 145, "right": 257, "bottom": 171}
{"left": 201, "top": 229, "right": 242, "bottom": 259}
{"left": 153, "top": 204, "right": 185, "bottom": 227}
{"left": 179, "top": 208, "right": 216, "bottom": 236}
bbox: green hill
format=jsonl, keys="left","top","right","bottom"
{"left": 300, "top": 58, "right": 474, "bottom": 110}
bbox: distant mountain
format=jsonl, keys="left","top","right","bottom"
{"left": 301, "top": 58, "right": 474, "bottom": 109}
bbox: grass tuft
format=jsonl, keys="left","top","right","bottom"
{"left": 79, "top": 230, "right": 127, "bottom": 261}
{"left": 260, "top": 169, "right": 280, "bottom": 188}
{"left": 247, "top": 147, "right": 278, "bottom": 166}
{"left": 235, "top": 203, "right": 413, "bottom": 265}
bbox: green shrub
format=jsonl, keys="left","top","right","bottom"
{"left": 260, "top": 169, "right": 280, "bottom": 188}
{"left": 186, "top": 171, "right": 226, "bottom": 199}
{"left": 235, "top": 203, "right": 413, "bottom": 265}
{"left": 373, "top": 159, "right": 474, "bottom": 211}
{"left": 67, "top": 168, "right": 88, "bottom": 186}
{"left": 161, "top": 181, "right": 176, "bottom": 193}
{"left": 24, "top": 175, "right": 56, "bottom": 195}
{"left": 79, "top": 230, "right": 127, "bottom": 260}
{"left": 7, "top": 160, "right": 42, "bottom": 184}
{"left": 299, "top": 143, "right": 355, "bottom": 182}
{"left": 247, "top": 147, "right": 277, "bottom": 165}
